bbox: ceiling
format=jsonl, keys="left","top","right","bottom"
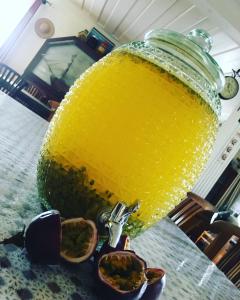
{"left": 72, "top": 0, "right": 240, "bottom": 120}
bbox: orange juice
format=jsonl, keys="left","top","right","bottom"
{"left": 37, "top": 50, "right": 218, "bottom": 236}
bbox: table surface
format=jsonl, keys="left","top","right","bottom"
{"left": 0, "top": 92, "right": 240, "bottom": 300}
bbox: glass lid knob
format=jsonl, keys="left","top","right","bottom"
{"left": 187, "top": 29, "right": 213, "bottom": 53}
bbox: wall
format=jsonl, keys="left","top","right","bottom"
{"left": 231, "top": 194, "right": 240, "bottom": 215}
{"left": 5, "top": 0, "right": 118, "bottom": 74}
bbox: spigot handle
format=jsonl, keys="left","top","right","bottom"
{"left": 100, "top": 201, "right": 140, "bottom": 248}
{"left": 109, "top": 202, "right": 127, "bottom": 223}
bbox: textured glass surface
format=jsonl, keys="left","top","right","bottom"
{"left": 37, "top": 48, "right": 219, "bottom": 236}
{"left": 144, "top": 29, "right": 225, "bottom": 94}
{"left": 1, "top": 93, "right": 239, "bottom": 300}
{"left": 119, "top": 41, "right": 221, "bottom": 117}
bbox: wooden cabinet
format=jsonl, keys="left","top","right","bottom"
{"left": 23, "top": 36, "right": 103, "bottom": 101}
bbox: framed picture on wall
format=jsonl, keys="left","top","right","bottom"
{"left": 24, "top": 36, "right": 102, "bottom": 101}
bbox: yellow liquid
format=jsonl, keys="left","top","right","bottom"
{"left": 38, "top": 51, "right": 218, "bottom": 233}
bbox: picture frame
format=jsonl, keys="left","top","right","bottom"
{"left": 24, "top": 36, "right": 102, "bottom": 101}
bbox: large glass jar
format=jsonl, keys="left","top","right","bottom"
{"left": 37, "top": 29, "right": 224, "bottom": 236}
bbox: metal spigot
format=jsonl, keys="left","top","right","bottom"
{"left": 99, "top": 201, "right": 139, "bottom": 248}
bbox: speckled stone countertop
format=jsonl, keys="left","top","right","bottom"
{"left": 0, "top": 93, "right": 240, "bottom": 300}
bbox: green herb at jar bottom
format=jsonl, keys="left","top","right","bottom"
{"left": 37, "top": 156, "right": 144, "bottom": 237}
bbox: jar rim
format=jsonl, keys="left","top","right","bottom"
{"left": 144, "top": 29, "right": 225, "bottom": 94}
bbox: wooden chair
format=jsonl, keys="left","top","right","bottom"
{"left": 196, "top": 220, "right": 240, "bottom": 262}
{"left": 181, "top": 209, "right": 215, "bottom": 242}
{"left": 195, "top": 221, "right": 240, "bottom": 287}
{"left": 217, "top": 240, "right": 240, "bottom": 287}
{"left": 0, "top": 63, "right": 26, "bottom": 96}
{"left": 168, "top": 192, "right": 215, "bottom": 228}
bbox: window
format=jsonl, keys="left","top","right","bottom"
{"left": 0, "top": 0, "right": 36, "bottom": 47}
{"left": 0, "top": 0, "right": 41, "bottom": 61}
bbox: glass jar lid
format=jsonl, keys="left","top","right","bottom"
{"left": 144, "top": 29, "right": 225, "bottom": 94}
